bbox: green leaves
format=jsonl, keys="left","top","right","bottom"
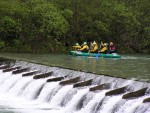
{"left": 29, "top": 2, "right": 68, "bottom": 36}
{"left": 0, "top": 0, "right": 149, "bottom": 53}
{"left": 0, "top": 16, "right": 21, "bottom": 45}
{"left": 0, "top": 0, "right": 69, "bottom": 53}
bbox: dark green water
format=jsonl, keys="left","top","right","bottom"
{"left": 0, "top": 53, "right": 150, "bottom": 81}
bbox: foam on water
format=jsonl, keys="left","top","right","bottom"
{"left": 0, "top": 74, "right": 22, "bottom": 92}
{"left": 115, "top": 96, "right": 150, "bottom": 113}
{"left": 0, "top": 62, "right": 149, "bottom": 113}
{"left": 75, "top": 90, "right": 107, "bottom": 113}
{"left": 37, "top": 82, "right": 59, "bottom": 102}
{"left": 99, "top": 95, "right": 122, "bottom": 113}
{"left": 21, "top": 79, "right": 47, "bottom": 100}
{"left": 0, "top": 71, "right": 12, "bottom": 85}
{"left": 49, "top": 85, "right": 73, "bottom": 107}
{"left": 8, "top": 76, "right": 33, "bottom": 96}
{"left": 63, "top": 88, "right": 89, "bottom": 112}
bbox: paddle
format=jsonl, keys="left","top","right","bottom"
{"left": 96, "top": 41, "right": 102, "bottom": 59}
{"left": 96, "top": 52, "right": 99, "bottom": 59}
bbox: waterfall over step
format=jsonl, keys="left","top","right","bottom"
{"left": 0, "top": 61, "right": 149, "bottom": 113}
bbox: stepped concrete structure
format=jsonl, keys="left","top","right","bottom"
{"left": 0, "top": 60, "right": 149, "bottom": 113}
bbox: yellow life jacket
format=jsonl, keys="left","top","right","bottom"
{"left": 73, "top": 45, "right": 81, "bottom": 50}
{"left": 90, "top": 44, "right": 98, "bottom": 52}
{"left": 80, "top": 45, "right": 89, "bottom": 51}
{"left": 99, "top": 47, "right": 107, "bottom": 52}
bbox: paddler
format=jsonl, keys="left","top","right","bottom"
{"left": 89, "top": 41, "right": 98, "bottom": 53}
{"left": 108, "top": 42, "right": 116, "bottom": 53}
{"left": 72, "top": 43, "right": 81, "bottom": 50}
{"left": 78, "top": 42, "right": 89, "bottom": 52}
{"left": 98, "top": 42, "right": 108, "bottom": 54}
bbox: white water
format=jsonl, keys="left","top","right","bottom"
{"left": 134, "top": 103, "right": 150, "bottom": 113}
{"left": 115, "top": 96, "right": 150, "bottom": 113}
{"left": 99, "top": 95, "right": 122, "bottom": 113}
{"left": 49, "top": 85, "right": 73, "bottom": 107}
{"left": 37, "top": 82, "right": 59, "bottom": 102}
{"left": 0, "top": 71, "right": 12, "bottom": 84}
{"left": 63, "top": 88, "right": 89, "bottom": 112}
{"left": 8, "top": 76, "right": 33, "bottom": 96}
{"left": 145, "top": 105, "right": 150, "bottom": 113}
{"left": 0, "top": 66, "right": 149, "bottom": 113}
{"left": 21, "top": 79, "right": 47, "bottom": 100}
{"left": 75, "top": 90, "right": 107, "bottom": 113}
{"left": 0, "top": 74, "right": 22, "bottom": 92}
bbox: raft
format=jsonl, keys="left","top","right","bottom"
{"left": 70, "top": 51, "right": 121, "bottom": 58}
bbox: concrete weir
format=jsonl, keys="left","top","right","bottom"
{"left": 12, "top": 68, "right": 29, "bottom": 74}
{"left": 73, "top": 79, "right": 93, "bottom": 88}
{"left": 59, "top": 77, "right": 80, "bottom": 85}
{"left": 33, "top": 72, "right": 53, "bottom": 79}
{"left": 47, "top": 76, "right": 66, "bottom": 82}
{"left": 22, "top": 71, "right": 39, "bottom": 77}
{"left": 143, "top": 97, "right": 150, "bottom": 103}
{"left": 105, "top": 86, "right": 128, "bottom": 96}
{"left": 0, "top": 60, "right": 150, "bottom": 113}
{"left": 3, "top": 66, "right": 21, "bottom": 72}
{"left": 122, "top": 87, "right": 148, "bottom": 99}
{"left": 90, "top": 83, "right": 110, "bottom": 91}
{"left": 0, "top": 65, "right": 10, "bottom": 69}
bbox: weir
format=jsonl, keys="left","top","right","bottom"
{"left": 33, "top": 72, "right": 53, "bottom": 79}
{"left": 89, "top": 83, "right": 110, "bottom": 91}
{"left": 0, "top": 60, "right": 149, "bottom": 113}
{"left": 3, "top": 66, "right": 21, "bottom": 72}
{"left": 22, "top": 71, "right": 39, "bottom": 77}
{"left": 0, "top": 65, "right": 10, "bottom": 69}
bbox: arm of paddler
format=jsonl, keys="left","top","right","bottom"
{"left": 91, "top": 45, "right": 98, "bottom": 52}
{"left": 99, "top": 47, "right": 107, "bottom": 52}
{"left": 73, "top": 45, "right": 81, "bottom": 49}
{"left": 80, "top": 46, "right": 85, "bottom": 51}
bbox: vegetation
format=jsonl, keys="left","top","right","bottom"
{"left": 0, "top": 0, "right": 149, "bottom": 53}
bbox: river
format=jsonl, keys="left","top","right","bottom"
{"left": 0, "top": 53, "right": 150, "bottom": 113}
{"left": 0, "top": 53, "right": 150, "bottom": 81}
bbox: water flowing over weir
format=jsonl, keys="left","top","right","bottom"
{"left": 0, "top": 61, "right": 150, "bottom": 113}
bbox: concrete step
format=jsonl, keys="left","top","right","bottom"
{"left": 33, "top": 72, "right": 53, "bottom": 79}
{"left": 12, "top": 68, "right": 29, "bottom": 74}
{"left": 122, "top": 87, "right": 147, "bottom": 99}
{"left": 90, "top": 83, "right": 110, "bottom": 91}
{"left": 59, "top": 77, "right": 80, "bottom": 85}
{"left": 3, "top": 66, "right": 21, "bottom": 72}
{"left": 73, "top": 79, "right": 93, "bottom": 88}
{"left": 105, "top": 86, "right": 128, "bottom": 96}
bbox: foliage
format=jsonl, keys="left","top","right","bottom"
{"left": 0, "top": 0, "right": 149, "bottom": 53}
{"left": 0, "top": 0, "right": 68, "bottom": 53}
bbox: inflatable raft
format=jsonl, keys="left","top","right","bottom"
{"left": 70, "top": 51, "right": 121, "bottom": 58}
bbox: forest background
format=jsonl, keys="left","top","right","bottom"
{"left": 0, "top": 0, "right": 149, "bottom": 53}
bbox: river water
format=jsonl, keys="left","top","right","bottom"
{"left": 0, "top": 53, "right": 150, "bottom": 113}
{"left": 0, "top": 53, "right": 150, "bottom": 81}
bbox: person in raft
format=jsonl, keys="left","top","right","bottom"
{"left": 89, "top": 41, "right": 98, "bottom": 53}
{"left": 108, "top": 42, "right": 116, "bottom": 53}
{"left": 89, "top": 41, "right": 94, "bottom": 50}
{"left": 98, "top": 42, "right": 108, "bottom": 54}
{"left": 72, "top": 43, "right": 81, "bottom": 50}
{"left": 78, "top": 42, "right": 89, "bottom": 52}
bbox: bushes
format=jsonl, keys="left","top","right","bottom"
{"left": 0, "top": 41, "right": 5, "bottom": 50}
{"left": 0, "top": 0, "right": 149, "bottom": 53}
{"left": 0, "top": 0, "right": 68, "bottom": 53}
